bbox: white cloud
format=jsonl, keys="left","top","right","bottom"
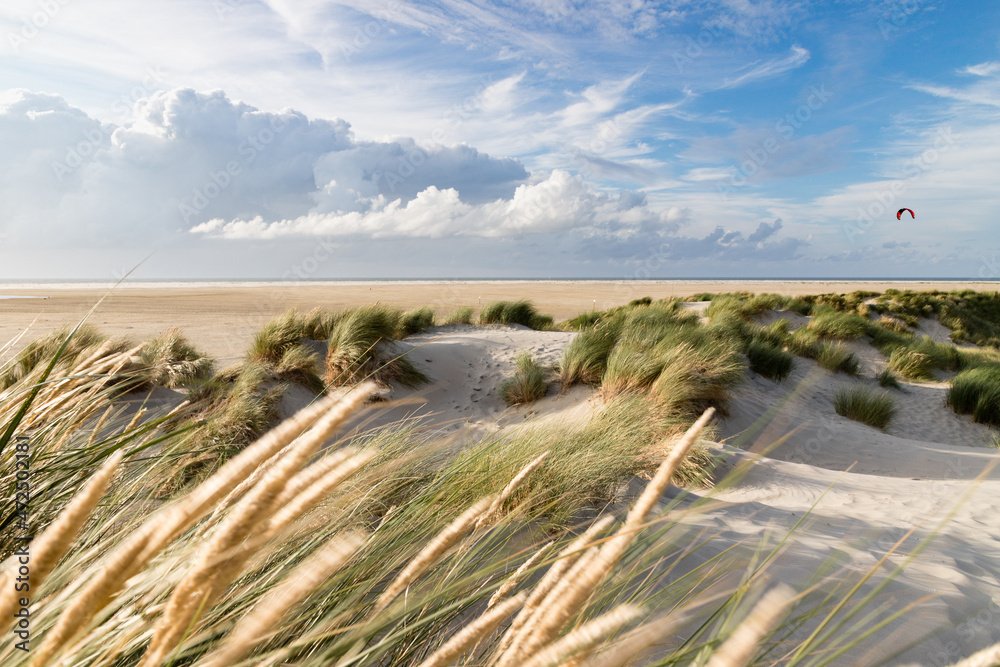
{"left": 0, "top": 87, "right": 529, "bottom": 243}
{"left": 191, "top": 169, "right": 673, "bottom": 239}
{"left": 716, "top": 44, "right": 810, "bottom": 89}
{"left": 963, "top": 62, "right": 1000, "bottom": 77}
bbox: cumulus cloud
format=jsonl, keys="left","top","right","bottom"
{"left": 191, "top": 169, "right": 677, "bottom": 239}
{"left": 0, "top": 87, "right": 528, "bottom": 243}
{"left": 0, "top": 85, "right": 808, "bottom": 273}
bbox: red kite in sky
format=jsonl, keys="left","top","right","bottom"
{"left": 897, "top": 208, "right": 915, "bottom": 220}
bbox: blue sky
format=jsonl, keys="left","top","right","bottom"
{"left": 0, "top": 0, "right": 998, "bottom": 279}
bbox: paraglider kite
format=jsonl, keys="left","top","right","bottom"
{"left": 897, "top": 208, "right": 915, "bottom": 220}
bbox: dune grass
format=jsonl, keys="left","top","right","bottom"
{"left": 746, "top": 339, "right": 795, "bottom": 381}
{"left": 887, "top": 348, "right": 935, "bottom": 381}
{"left": 399, "top": 306, "right": 436, "bottom": 336}
{"left": 815, "top": 341, "right": 861, "bottom": 375}
{"left": 877, "top": 314, "right": 911, "bottom": 333}
{"left": 558, "top": 323, "right": 619, "bottom": 387}
{"left": 479, "top": 300, "right": 555, "bottom": 330}
{"left": 876, "top": 368, "right": 902, "bottom": 390}
{"left": 947, "top": 365, "right": 1000, "bottom": 426}
{"left": 787, "top": 327, "right": 821, "bottom": 359}
{"left": 833, "top": 385, "right": 897, "bottom": 429}
{"left": 245, "top": 310, "right": 326, "bottom": 392}
{"left": 137, "top": 328, "right": 214, "bottom": 388}
{"left": 443, "top": 306, "right": 474, "bottom": 325}
{"left": 807, "top": 307, "right": 870, "bottom": 340}
{"left": 325, "top": 305, "right": 428, "bottom": 388}
{"left": 499, "top": 352, "right": 549, "bottom": 406}
{"left": 247, "top": 309, "right": 309, "bottom": 364}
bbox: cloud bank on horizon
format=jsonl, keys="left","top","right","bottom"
{"left": 0, "top": 0, "right": 998, "bottom": 279}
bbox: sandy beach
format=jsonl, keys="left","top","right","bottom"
{"left": 1, "top": 280, "right": 996, "bottom": 368}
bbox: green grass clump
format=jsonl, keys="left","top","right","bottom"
{"left": 499, "top": 352, "right": 549, "bottom": 406}
{"left": 564, "top": 311, "right": 603, "bottom": 330}
{"left": 138, "top": 328, "right": 214, "bottom": 388}
{"left": 787, "top": 327, "right": 821, "bottom": 358}
{"left": 301, "top": 307, "right": 340, "bottom": 340}
{"left": 882, "top": 337, "right": 961, "bottom": 380}
{"left": 479, "top": 300, "right": 553, "bottom": 330}
{"left": 247, "top": 309, "right": 307, "bottom": 364}
{"left": 834, "top": 385, "right": 897, "bottom": 429}
{"left": 869, "top": 325, "right": 913, "bottom": 357}
{"left": 559, "top": 324, "right": 620, "bottom": 387}
{"left": 909, "top": 335, "right": 963, "bottom": 372}
{"left": 807, "top": 307, "right": 870, "bottom": 340}
{"left": 816, "top": 341, "right": 860, "bottom": 375}
{"left": 273, "top": 344, "right": 325, "bottom": 393}
{"left": 785, "top": 297, "right": 813, "bottom": 316}
{"left": 876, "top": 368, "right": 902, "bottom": 390}
{"left": 650, "top": 340, "right": 744, "bottom": 414}
{"left": 442, "top": 306, "right": 474, "bottom": 325}
{"left": 325, "top": 305, "right": 427, "bottom": 388}
{"left": 398, "top": 307, "right": 435, "bottom": 336}
{"left": 887, "top": 348, "right": 934, "bottom": 381}
{"left": 746, "top": 339, "right": 795, "bottom": 381}
{"left": 947, "top": 366, "right": 1000, "bottom": 426}
{"left": 877, "top": 315, "right": 911, "bottom": 333}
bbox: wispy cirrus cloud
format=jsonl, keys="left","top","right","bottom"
{"left": 716, "top": 45, "right": 810, "bottom": 90}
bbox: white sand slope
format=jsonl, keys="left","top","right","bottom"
{"left": 331, "top": 324, "right": 594, "bottom": 437}
{"left": 706, "top": 310, "right": 1000, "bottom": 663}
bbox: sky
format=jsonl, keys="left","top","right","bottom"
{"left": 0, "top": 0, "right": 998, "bottom": 280}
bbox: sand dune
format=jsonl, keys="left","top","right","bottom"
{"left": 348, "top": 313, "right": 1000, "bottom": 663}
{"left": 9, "top": 284, "right": 1000, "bottom": 663}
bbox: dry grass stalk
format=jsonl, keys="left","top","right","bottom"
{"left": 417, "top": 593, "right": 527, "bottom": 667}
{"left": 493, "top": 516, "right": 614, "bottom": 662}
{"left": 30, "top": 529, "right": 153, "bottom": 667}
{"left": 477, "top": 451, "right": 550, "bottom": 529}
{"left": 164, "top": 399, "right": 191, "bottom": 418}
{"left": 705, "top": 584, "right": 795, "bottom": 667}
{"left": 142, "top": 387, "right": 374, "bottom": 667}
{"left": 507, "top": 547, "right": 603, "bottom": 662}
{"left": 194, "top": 441, "right": 303, "bottom": 539}
{"left": 140, "top": 383, "right": 374, "bottom": 563}
{"left": 88, "top": 405, "right": 115, "bottom": 446}
{"left": 520, "top": 604, "right": 643, "bottom": 667}
{"left": 70, "top": 339, "right": 116, "bottom": 375}
{"left": 271, "top": 448, "right": 358, "bottom": 510}
{"left": 33, "top": 386, "right": 373, "bottom": 667}
{"left": 197, "top": 533, "right": 366, "bottom": 667}
{"left": 626, "top": 408, "right": 714, "bottom": 529}
{"left": 577, "top": 611, "right": 686, "bottom": 667}
{"left": 488, "top": 541, "right": 553, "bottom": 609}
{"left": 264, "top": 449, "right": 378, "bottom": 535}
{"left": 28, "top": 451, "right": 122, "bottom": 590}
{"left": 0, "top": 451, "right": 122, "bottom": 632}
{"left": 123, "top": 406, "right": 147, "bottom": 435}
{"left": 374, "top": 496, "right": 494, "bottom": 615}
{"left": 507, "top": 410, "right": 715, "bottom": 665}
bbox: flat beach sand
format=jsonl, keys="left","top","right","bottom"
{"left": 1, "top": 280, "right": 996, "bottom": 367}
